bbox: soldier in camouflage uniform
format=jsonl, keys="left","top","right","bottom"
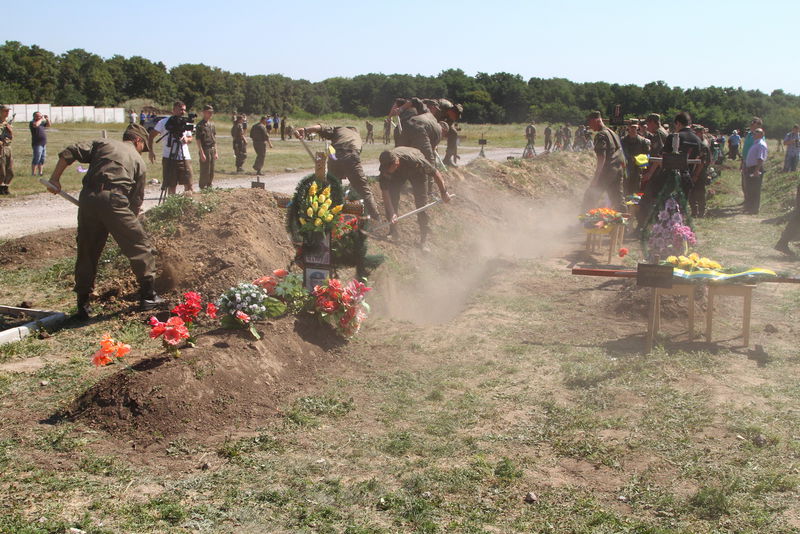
{"left": 378, "top": 146, "right": 452, "bottom": 251}
{"left": 620, "top": 122, "right": 651, "bottom": 196}
{"left": 582, "top": 111, "right": 625, "bottom": 211}
{"left": 296, "top": 123, "right": 381, "bottom": 221}
{"left": 0, "top": 105, "right": 14, "bottom": 195}
{"left": 231, "top": 114, "right": 248, "bottom": 172}
{"left": 195, "top": 105, "right": 218, "bottom": 189}
{"left": 47, "top": 124, "right": 163, "bottom": 319}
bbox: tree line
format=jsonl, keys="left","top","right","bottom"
{"left": 2, "top": 40, "right": 799, "bottom": 135}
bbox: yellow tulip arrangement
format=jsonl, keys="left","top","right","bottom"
{"left": 297, "top": 182, "right": 344, "bottom": 236}
{"left": 665, "top": 253, "right": 723, "bottom": 271}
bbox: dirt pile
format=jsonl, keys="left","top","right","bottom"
{"left": 151, "top": 189, "right": 295, "bottom": 298}
{"left": 0, "top": 228, "right": 76, "bottom": 269}
{"left": 67, "top": 314, "right": 342, "bottom": 441}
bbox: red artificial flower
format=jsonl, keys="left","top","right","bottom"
{"left": 92, "top": 351, "right": 113, "bottom": 367}
{"left": 618, "top": 248, "right": 629, "bottom": 258}
{"left": 206, "top": 302, "right": 218, "bottom": 319}
{"left": 163, "top": 327, "right": 187, "bottom": 345}
{"left": 235, "top": 311, "right": 251, "bottom": 323}
{"left": 115, "top": 343, "right": 131, "bottom": 359}
{"left": 149, "top": 321, "right": 166, "bottom": 339}
{"left": 273, "top": 269, "right": 289, "bottom": 277}
{"left": 318, "top": 299, "right": 338, "bottom": 313}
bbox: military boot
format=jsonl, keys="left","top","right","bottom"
{"left": 0, "top": 185, "right": 8, "bottom": 195}
{"left": 76, "top": 294, "right": 92, "bottom": 321}
{"left": 139, "top": 279, "right": 165, "bottom": 312}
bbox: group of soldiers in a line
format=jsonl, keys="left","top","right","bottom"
{"left": 526, "top": 123, "right": 593, "bottom": 153}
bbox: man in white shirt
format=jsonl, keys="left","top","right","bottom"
{"left": 148, "top": 101, "right": 194, "bottom": 196}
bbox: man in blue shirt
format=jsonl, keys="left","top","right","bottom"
{"left": 740, "top": 117, "right": 763, "bottom": 208}
{"left": 743, "top": 128, "right": 768, "bottom": 214}
{"left": 783, "top": 125, "right": 800, "bottom": 172}
{"left": 728, "top": 130, "right": 741, "bottom": 160}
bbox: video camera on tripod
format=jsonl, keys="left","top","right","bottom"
{"left": 164, "top": 112, "right": 197, "bottom": 136}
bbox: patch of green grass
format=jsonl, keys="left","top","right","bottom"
{"left": 0, "top": 336, "right": 48, "bottom": 364}
{"left": 689, "top": 485, "right": 732, "bottom": 520}
{"left": 217, "top": 432, "right": 283, "bottom": 460}
{"left": 34, "top": 424, "right": 86, "bottom": 453}
{"left": 493, "top": 457, "right": 523, "bottom": 483}
{"left": 294, "top": 395, "right": 355, "bottom": 417}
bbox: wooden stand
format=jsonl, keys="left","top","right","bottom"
{"left": 585, "top": 223, "right": 626, "bottom": 264}
{"left": 705, "top": 284, "right": 755, "bottom": 347}
{"left": 645, "top": 284, "right": 696, "bottom": 352}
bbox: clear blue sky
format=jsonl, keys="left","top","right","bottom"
{"left": 8, "top": 0, "right": 800, "bottom": 94}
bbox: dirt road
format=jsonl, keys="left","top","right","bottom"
{"left": 0, "top": 146, "right": 533, "bottom": 239}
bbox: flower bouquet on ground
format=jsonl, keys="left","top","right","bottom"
{"left": 647, "top": 197, "right": 696, "bottom": 259}
{"left": 91, "top": 334, "right": 131, "bottom": 367}
{"left": 149, "top": 316, "right": 191, "bottom": 357}
{"left": 254, "top": 269, "right": 310, "bottom": 315}
{"left": 312, "top": 278, "right": 372, "bottom": 339}
{"left": 579, "top": 207, "right": 627, "bottom": 230}
{"left": 170, "top": 291, "right": 218, "bottom": 346}
{"left": 217, "top": 282, "right": 287, "bottom": 340}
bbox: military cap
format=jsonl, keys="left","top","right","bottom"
{"left": 378, "top": 150, "right": 398, "bottom": 174}
{"left": 453, "top": 103, "right": 464, "bottom": 114}
{"left": 0, "top": 104, "right": 9, "bottom": 111}
{"left": 203, "top": 104, "right": 214, "bottom": 111}
{"left": 124, "top": 123, "right": 151, "bottom": 152}
{"left": 646, "top": 113, "right": 661, "bottom": 123}
{"left": 586, "top": 110, "right": 602, "bottom": 120}
{"left": 692, "top": 124, "right": 704, "bottom": 131}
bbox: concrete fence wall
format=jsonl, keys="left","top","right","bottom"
{"left": 6, "top": 104, "right": 126, "bottom": 124}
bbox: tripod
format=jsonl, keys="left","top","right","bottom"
{"left": 522, "top": 140, "right": 537, "bottom": 159}
{"left": 157, "top": 125, "right": 186, "bottom": 205}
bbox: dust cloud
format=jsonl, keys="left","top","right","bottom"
{"left": 375, "top": 169, "right": 582, "bottom": 325}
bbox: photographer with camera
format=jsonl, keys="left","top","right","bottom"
{"left": 29, "top": 111, "right": 50, "bottom": 177}
{"left": 148, "top": 101, "right": 195, "bottom": 196}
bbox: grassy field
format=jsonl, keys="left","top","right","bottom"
{"left": 1, "top": 148, "right": 800, "bottom": 532}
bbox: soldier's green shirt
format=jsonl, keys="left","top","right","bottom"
{"left": 400, "top": 111, "right": 441, "bottom": 164}
{"left": 647, "top": 127, "right": 668, "bottom": 157}
{"left": 60, "top": 139, "right": 147, "bottom": 212}
{"left": 621, "top": 134, "right": 651, "bottom": 158}
{"left": 0, "top": 120, "right": 12, "bottom": 147}
{"left": 250, "top": 123, "right": 270, "bottom": 144}
{"left": 593, "top": 127, "right": 625, "bottom": 170}
{"left": 393, "top": 146, "right": 437, "bottom": 179}
{"left": 318, "top": 125, "right": 362, "bottom": 153}
{"left": 195, "top": 119, "right": 216, "bottom": 148}
{"left": 231, "top": 123, "right": 246, "bottom": 141}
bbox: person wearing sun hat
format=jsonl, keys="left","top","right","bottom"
{"left": 46, "top": 123, "right": 163, "bottom": 319}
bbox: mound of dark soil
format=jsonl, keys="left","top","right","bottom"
{"left": 0, "top": 228, "right": 76, "bottom": 269}
{"left": 152, "top": 189, "right": 295, "bottom": 298}
{"left": 67, "top": 314, "right": 343, "bottom": 441}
